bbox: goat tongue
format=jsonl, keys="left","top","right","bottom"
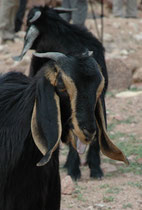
{"left": 77, "top": 138, "right": 87, "bottom": 154}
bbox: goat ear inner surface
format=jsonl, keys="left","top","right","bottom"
{"left": 95, "top": 99, "right": 129, "bottom": 165}
{"left": 31, "top": 77, "right": 62, "bottom": 166}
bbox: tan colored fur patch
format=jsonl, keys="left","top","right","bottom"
{"left": 55, "top": 65, "right": 87, "bottom": 144}
{"left": 52, "top": 93, "right": 62, "bottom": 152}
{"left": 44, "top": 66, "right": 59, "bottom": 86}
{"left": 31, "top": 101, "right": 48, "bottom": 155}
{"left": 96, "top": 72, "right": 105, "bottom": 100}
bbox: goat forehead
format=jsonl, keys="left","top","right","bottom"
{"left": 65, "top": 69, "right": 101, "bottom": 90}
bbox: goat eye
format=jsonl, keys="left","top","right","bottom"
{"left": 57, "top": 82, "right": 66, "bottom": 92}
{"left": 58, "top": 88, "right": 66, "bottom": 92}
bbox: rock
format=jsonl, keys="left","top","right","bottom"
{"left": 120, "top": 49, "right": 129, "bottom": 56}
{"left": 137, "top": 158, "right": 142, "bottom": 164}
{"left": 125, "top": 59, "right": 139, "bottom": 74}
{"left": 16, "top": 31, "right": 26, "bottom": 39}
{"left": 87, "top": 206, "right": 94, "bottom": 210}
{"left": 130, "top": 83, "right": 142, "bottom": 90}
{"left": 133, "top": 33, "right": 142, "bottom": 41}
{"left": 102, "top": 163, "right": 117, "bottom": 173}
{"left": 5, "top": 57, "right": 14, "bottom": 65}
{"left": 0, "top": 45, "right": 4, "bottom": 52}
{"left": 128, "top": 155, "right": 137, "bottom": 161}
{"left": 106, "top": 58, "right": 132, "bottom": 90}
{"left": 61, "top": 176, "right": 74, "bottom": 195}
{"left": 112, "top": 22, "right": 121, "bottom": 29}
{"left": 104, "top": 33, "right": 113, "bottom": 42}
{"left": 94, "top": 203, "right": 105, "bottom": 208}
{"left": 115, "top": 90, "right": 142, "bottom": 98}
{"left": 133, "top": 67, "right": 142, "bottom": 83}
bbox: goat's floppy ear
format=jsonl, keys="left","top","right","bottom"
{"left": 95, "top": 99, "right": 129, "bottom": 165}
{"left": 31, "top": 76, "right": 62, "bottom": 166}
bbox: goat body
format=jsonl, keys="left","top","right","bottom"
{"left": 0, "top": 52, "right": 128, "bottom": 209}
{"left": 0, "top": 71, "right": 60, "bottom": 210}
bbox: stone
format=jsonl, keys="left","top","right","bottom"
{"left": 106, "top": 58, "right": 132, "bottom": 90}
{"left": 115, "top": 90, "right": 142, "bottom": 98}
{"left": 137, "top": 158, "right": 142, "bottom": 164}
{"left": 0, "top": 45, "right": 4, "bottom": 52}
{"left": 87, "top": 206, "right": 94, "bottom": 210}
{"left": 102, "top": 163, "right": 117, "bottom": 173}
{"left": 133, "top": 67, "right": 142, "bottom": 83}
{"left": 120, "top": 49, "right": 129, "bottom": 56}
{"left": 133, "top": 33, "right": 142, "bottom": 41}
{"left": 104, "top": 33, "right": 113, "bottom": 42}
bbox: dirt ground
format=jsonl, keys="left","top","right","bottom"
{"left": 0, "top": 4, "right": 142, "bottom": 210}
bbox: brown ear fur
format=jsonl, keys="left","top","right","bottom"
{"left": 96, "top": 99, "right": 129, "bottom": 165}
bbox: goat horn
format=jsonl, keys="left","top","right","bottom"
{"left": 29, "top": 11, "right": 42, "bottom": 23}
{"left": 54, "top": 7, "right": 77, "bottom": 13}
{"left": 88, "top": 51, "right": 93, "bottom": 56}
{"left": 33, "top": 52, "right": 67, "bottom": 62}
{"left": 13, "top": 25, "right": 39, "bottom": 61}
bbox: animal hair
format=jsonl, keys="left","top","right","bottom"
{"left": 0, "top": 69, "right": 61, "bottom": 210}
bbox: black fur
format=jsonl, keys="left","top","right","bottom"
{"left": 0, "top": 71, "right": 61, "bottom": 210}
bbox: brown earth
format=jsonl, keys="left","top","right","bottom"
{"left": 0, "top": 3, "right": 142, "bottom": 210}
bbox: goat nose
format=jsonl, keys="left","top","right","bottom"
{"left": 83, "top": 129, "right": 96, "bottom": 140}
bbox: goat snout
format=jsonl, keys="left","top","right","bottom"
{"left": 83, "top": 129, "right": 96, "bottom": 141}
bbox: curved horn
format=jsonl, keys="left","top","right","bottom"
{"left": 54, "top": 7, "right": 77, "bottom": 13}
{"left": 13, "top": 25, "right": 39, "bottom": 61}
{"left": 33, "top": 52, "right": 67, "bottom": 62}
{"left": 29, "top": 11, "right": 42, "bottom": 23}
{"left": 88, "top": 51, "right": 93, "bottom": 56}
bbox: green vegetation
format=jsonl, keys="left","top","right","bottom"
{"left": 122, "top": 203, "right": 133, "bottom": 209}
{"left": 103, "top": 195, "right": 114, "bottom": 203}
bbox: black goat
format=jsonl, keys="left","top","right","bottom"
{"left": 0, "top": 61, "right": 61, "bottom": 210}
{"left": 1, "top": 51, "right": 128, "bottom": 209}
{"left": 15, "top": 5, "right": 110, "bottom": 180}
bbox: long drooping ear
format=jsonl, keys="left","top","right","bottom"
{"left": 95, "top": 99, "right": 129, "bottom": 165}
{"left": 31, "top": 76, "right": 62, "bottom": 166}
